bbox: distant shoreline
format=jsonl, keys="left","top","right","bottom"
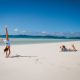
{"left": 0, "top": 35, "right": 80, "bottom": 39}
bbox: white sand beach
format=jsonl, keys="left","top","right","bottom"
{"left": 0, "top": 41, "right": 80, "bottom": 80}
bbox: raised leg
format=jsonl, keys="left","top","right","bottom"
{"left": 5, "top": 27, "right": 9, "bottom": 41}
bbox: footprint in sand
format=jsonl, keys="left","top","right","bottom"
{"left": 35, "top": 59, "right": 42, "bottom": 64}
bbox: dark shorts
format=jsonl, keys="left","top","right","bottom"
{"left": 4, "top": 47, "right": 9, "bottom": 52}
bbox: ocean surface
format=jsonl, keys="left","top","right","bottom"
{"left": 0, "top": 38, "right": 80, "bottom": 45}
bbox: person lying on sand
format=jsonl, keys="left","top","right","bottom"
{"left": 60, "top": 44, "right": 77, "bottom": 52}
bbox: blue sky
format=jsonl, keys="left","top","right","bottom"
{"left": 0, "top": 0, "right": 80, "bottom": 35}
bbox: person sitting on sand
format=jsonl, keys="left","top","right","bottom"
{"left": 60, "top": 44, "right": 77, "bottom": 52}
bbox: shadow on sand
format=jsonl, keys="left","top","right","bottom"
{"left": 10, "top": 54, "right": 37, "bottom": 58}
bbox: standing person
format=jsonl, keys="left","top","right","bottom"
{"left": 3, "top": 27, "right": 11, "bottom": 58}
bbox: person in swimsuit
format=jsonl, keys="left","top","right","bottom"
{"left": 60, "top": 45, "right": 68, "bottom": 51}
{"left": 60, "top": 44, "right": 77, "bottom": 52}
{"left": 3, "top": 27, "right": 11, "bottom": 58}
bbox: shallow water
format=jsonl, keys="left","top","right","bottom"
{"left": 0, "top": 38, "right": 80, "bottom": 45}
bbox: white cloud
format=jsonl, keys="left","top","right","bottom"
{"left": 41, "top": 31, "right": 47, "bottom": 34}
{"left": 22, "top": 30, "right": 26, "bottom": 33}
{"left": 14, "top": 28, "right": 18, "bottom": 32}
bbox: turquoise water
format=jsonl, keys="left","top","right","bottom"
{"left": 0, "top": 38, "right": 80, "bottom": 45}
